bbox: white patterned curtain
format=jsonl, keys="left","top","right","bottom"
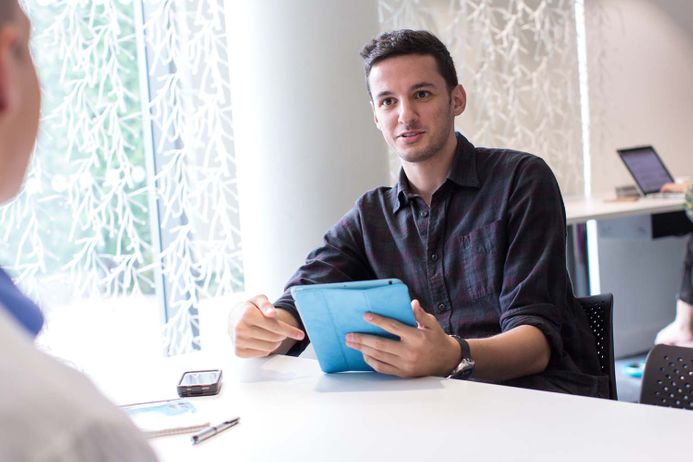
{"left": 0, "top": 1, "right": 241, "bottom": 360}
{"left": 378, "top": 0, "right": 584, "bottom": 195}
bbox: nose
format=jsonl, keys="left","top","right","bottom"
{"left": 397, "top": 99, "right": 418, "bottom": 126}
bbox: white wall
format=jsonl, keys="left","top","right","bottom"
{"left": 226, "top": 1, "right": 389, "bottom": 300}
{"left": 587, "top": 0, "right": 693, "bottom": 192}
{"left": 586, "top": 0, "right": 693, "bottom": 356}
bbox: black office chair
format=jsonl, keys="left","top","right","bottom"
{"left": 640, "top": 344, "right": 693, "bottom": 410}
{"left": 577, "top": 293, "right": 617, "bottom": 400}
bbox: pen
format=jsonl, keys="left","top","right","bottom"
{"left": 191, "top": 417, "right": 240, "bottom": 445}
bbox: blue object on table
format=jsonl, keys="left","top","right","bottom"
{"left": 291, "top": 279, "right": 415, "bottom": 373}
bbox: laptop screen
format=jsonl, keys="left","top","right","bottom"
{"left": 617, "top": 146, "right": 674, "bottom": 195}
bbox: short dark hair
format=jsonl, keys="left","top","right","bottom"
{"left": 360, "top": 29, "right": 458, "bottom": 99}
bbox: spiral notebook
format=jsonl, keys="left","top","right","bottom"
{"left": 122, "top": 398, "right": 210, "bottom": 438}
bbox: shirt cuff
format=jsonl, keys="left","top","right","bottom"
{"left": 273, "top": 303, "right": 311, "bottom": 357}
{"left": 499, "top": 304, "right": 564, "bottom": 364}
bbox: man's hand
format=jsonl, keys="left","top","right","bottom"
{"left": 345, "top": 299, "right": 460, "bottom": 377}
{"left": 660, "top": 182, "right": 690, "bottom": 193}
{"left": 231, "top": 295, "right": 305, "bottom": 358}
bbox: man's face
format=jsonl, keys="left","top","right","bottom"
{"left": 368, "top": 54, "right": 465, "bottom": 164}
{"left": 0, "top": 2, "right": 40, "bottom": 204}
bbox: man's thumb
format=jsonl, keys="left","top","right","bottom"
{"left": 411, "top": 299, "right": 435, "bottom": 328}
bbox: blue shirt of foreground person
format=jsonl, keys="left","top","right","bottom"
{"left": 0, "top": 1, "right": 157, "bottom": 460}
{"left": 231, "top": 29, "right": 608, "bottom": 398}
{"left": 0, "top": 268, "right": 43, "bottom": 336}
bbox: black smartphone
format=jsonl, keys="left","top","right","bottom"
{"left": 177, "top": 369, "right": 223, "bottom": 397}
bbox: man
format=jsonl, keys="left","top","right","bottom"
{"left": 0, "top": 1, "right": 157, "bottom": 459}
{"left": 232, "top": 29, "right": 608, "bottom": 397}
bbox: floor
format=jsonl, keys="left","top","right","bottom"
{"left": 615, "top": 351, "right": 649, "bottom": 403}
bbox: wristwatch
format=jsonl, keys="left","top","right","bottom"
{"left": 447, "top": 335, "right": 475, "bottom": 380}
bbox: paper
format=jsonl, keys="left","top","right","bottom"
{"left": 122, "top": 398, "right": 210, "bottom": 439}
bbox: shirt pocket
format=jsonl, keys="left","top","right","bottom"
{"left": 455, "top": 220, "right": 503, "bottom": 302}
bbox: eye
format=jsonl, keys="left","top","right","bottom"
{"left": 414, "top": 90, "right": 431, "bottom": 99}
{"left": 379, "top": 97, "right": 396, "bottom": 107}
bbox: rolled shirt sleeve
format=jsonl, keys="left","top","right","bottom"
{"left": 497, "top": 156, "right": 569, "bottom": 362}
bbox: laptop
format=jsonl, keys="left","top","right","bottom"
{"left": 616, "top": 145, "right": 679, "bottom": 197}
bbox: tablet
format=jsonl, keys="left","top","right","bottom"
{"left": 290, "top": 279, "right": 415, "bottom": 373}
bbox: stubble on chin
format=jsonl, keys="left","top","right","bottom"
{"left": 395, "top": 133, "right": 449, "bottom": 164}
{"left": 397, "top": 147, "right": 437, "bottom": 164}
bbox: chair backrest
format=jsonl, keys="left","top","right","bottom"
{"left": 577, "top": 293, "right": 617, "bottom": 400}
{"left": 640, "top": 344, "right": 693, "bottom": 410}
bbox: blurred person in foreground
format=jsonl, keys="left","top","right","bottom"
{"left": 0, "top": 1, "right": 157, "bottom": 460}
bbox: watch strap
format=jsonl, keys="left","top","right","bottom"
{"left": 448, "top": 335, "right": 475, "bottom": 380}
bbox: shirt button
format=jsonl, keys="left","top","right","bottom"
{"left": 431, "top": 253, "right": 438, "bottom": 261}
{"left": 420, "top": 211, "right": 429, "bottom": 218}
{"left": 437, "top": 303, "right": 446, "bottom": 312}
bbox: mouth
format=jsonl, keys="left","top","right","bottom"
{"left": 397, "top": 130, "right": 425, "bottom": 143}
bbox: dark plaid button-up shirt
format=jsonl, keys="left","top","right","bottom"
{"left": 275, "top": 132, "right": 609, "bottom": 397}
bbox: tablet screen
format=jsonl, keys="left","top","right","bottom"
{"left": 617, "top": 146, "right": 674, "bottom": 195}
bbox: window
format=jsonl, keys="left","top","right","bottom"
{"left": 0, "top": 1, "right": 242, "bottom": 372}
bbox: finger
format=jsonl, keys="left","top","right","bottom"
{"left": 363, "top": 353, "right": 400, "bottom": 376}
{"left": 411, "top": 299, "right": 438, "bottom": 329}
{"left": 363, "top": 312, "right": 411, "bottom": 337}
{"left": 236, "top": 346, "right": 272, "bottom": 358}
{"left": 236, "top": 335, "right": 282, "bottom": 353}
{"left": 241, "top": 303, "right": 305, "bottom": 341}
{"left": 243, "top": 325, "right": 287, "bottom": 343}
{"left": 259, "top": 318, "right": 305, "bottom": 341}
{"left": 347, "top": 337, "right": 400, "bottom": 365}
{"left": 248, "top": 294, "right": 277, "bottom": 317}
{"left": 347, "top": 332, "right": 401, "bottom": 356}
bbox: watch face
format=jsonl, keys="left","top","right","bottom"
{"left": 452, "top": 359, "right": 475, "bottom": 379}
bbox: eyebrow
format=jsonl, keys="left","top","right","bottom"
{"left": 374, "top": 82, "right": 436, "bottom": 100}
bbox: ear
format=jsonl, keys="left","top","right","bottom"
{"left": 451, "top": 84, "right": 466, "bottom": 117}
{"left": 370, "top": 100, "right": 382, "bottom": 131}
{"left": 0, "top": 25, "right": 18, "bottom": 114}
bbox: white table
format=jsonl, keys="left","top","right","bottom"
{"left": 100, "top": 353, "right": 693, "bottom": 462}
{"left": 564, "top": 194, "right": 685, "bottom": 225}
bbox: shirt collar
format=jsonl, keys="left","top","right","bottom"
{"left": 388, "top": 132, "right": 480, "bottom": 214}
{"left": 447, "top": 132, "right": 481, "bottom": 190}
{"left": 390, "top": 170, "right": 415, "bottom": 214}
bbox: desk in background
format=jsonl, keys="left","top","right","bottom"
{"left": 564, "top": 195, "right": 688, "bottom": 357}
{"left": 565, "top": 195, "right": 686, "bottom": 225}
{"left": 99, "top": 353, "right": 692, "bottom": 462}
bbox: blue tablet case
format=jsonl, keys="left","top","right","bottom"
{"left": 290, "top": 279, "right": 415, "bottom": 373}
